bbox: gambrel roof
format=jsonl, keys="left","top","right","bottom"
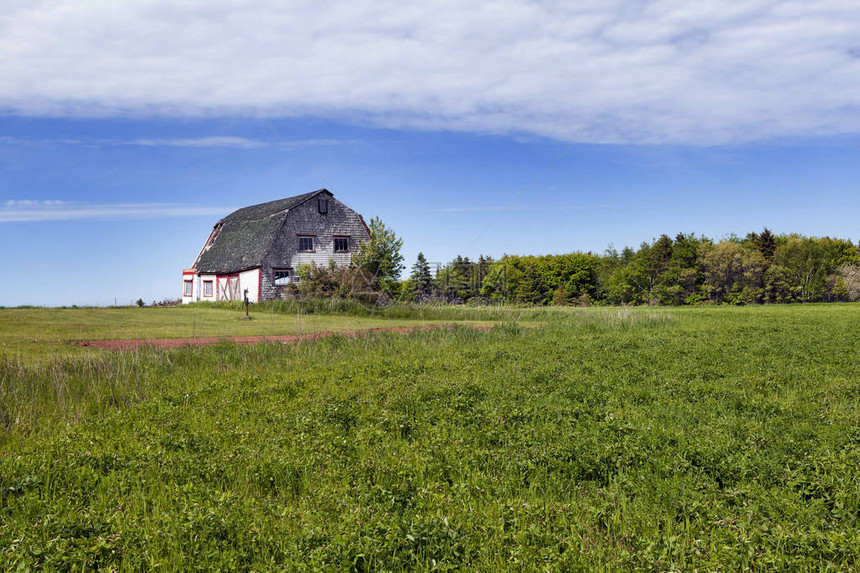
{"left": 193, "top": 189, "right": 329, "bottom": 274}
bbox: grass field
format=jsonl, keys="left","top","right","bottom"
{"left": 2, "top": 303, "right": 860, "bottom": 570}
{"left": 0, "top": 303, "right": 497, "bottom": 363}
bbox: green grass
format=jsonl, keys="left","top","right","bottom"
{"left": 2, "top": 304, "right": 860, "bottom": 570}
{"left": 0, "top": 304, "right": 496, "bottom": 363}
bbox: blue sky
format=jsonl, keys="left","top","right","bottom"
{"left": 1, "top": 1, "right": 859, "bottom": 306}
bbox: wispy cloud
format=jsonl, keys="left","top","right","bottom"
{"left": 0, "top": 136, "right": 348, "bottom": 148}
{"left": 432, "top": 205, "right": 588, "bottom": 213}
{"left": 0, "top": 200, "right": 234, "bottom": 223}
{"left": 1, "top": 1, "right": 859, "bottom": 144}
{"left": 125, "top": 137, "right": 348, "bottom": 148}
{"left": 128, "top": 136, "right": 267, "bottom": 148}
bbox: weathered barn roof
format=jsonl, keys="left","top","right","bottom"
{"left": 193, "top": 189, "right": 329, "bottom": 273}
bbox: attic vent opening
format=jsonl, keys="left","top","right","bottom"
{"left": 318, "top": 198, "right": 328, "bottom": 214}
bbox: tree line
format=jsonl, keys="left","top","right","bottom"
{"left": 292, "top": 222, "right": 859, "bottom": 305}
{"left": 402, "top": 229, "right": 860, "bottom": 305}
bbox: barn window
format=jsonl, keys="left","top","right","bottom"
{"left": 203, "top": 280, "right": 213, "bottom": 297}
{"left": 334, "top": 236, "right": 349, "bottom": 252}
{"left": 183, "top": 280, "right": 193, "bottom": 297}
{"left": 273, "top": 269, "right": 292, "bottom": 286}
{"left": 298, "top": 236, "right": 314, "bottom": 252}
{"left": 318, "top": 198, "right": 328, "bottom": 214}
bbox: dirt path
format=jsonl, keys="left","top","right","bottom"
{"left": 76, "top": 324, "right": 492, "bottom": 350}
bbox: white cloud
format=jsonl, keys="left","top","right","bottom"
{"left": 0, "top": 200, "right": 235, "bottom": 222}
{"left": 4, "top": 199, "right": 69, "bottom": 208}
{"left": 128, "top": 136, "right": 266, "bottom": 148}
{"left": 433, "top": 205, "right": 584, "bottom": 213}
{"left": 0, "top": 1, "right": 859, "bottom": 144}
{"left": 0, "top": 135, "right": 346, "bottom": 148}
{"left": 124, "top": 136, "right": 346, "bottom": 148}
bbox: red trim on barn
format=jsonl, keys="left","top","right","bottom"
{"left": 182, "top": 269, "right": 195, "bottom": 299}
{"left": 215, "top": 273, "right": 241, "bottom": 301}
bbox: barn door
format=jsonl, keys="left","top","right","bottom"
{"left": 217, "top": 274, "right": 241, "bottom": 300}
{"left": 227, "top": 275, "right": 240, "bottom": 300}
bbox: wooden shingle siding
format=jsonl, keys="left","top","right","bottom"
{"left": 259, "top": 193, "right": 369, "bottom": 300}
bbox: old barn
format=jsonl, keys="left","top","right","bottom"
{"left": 182, "top": 189, "right": 370, "bottom": 303}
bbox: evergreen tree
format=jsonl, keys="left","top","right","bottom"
{"left": 756, "top": 227, "right": 777, "bottom": 261}
{"left": 476, "top": 255, "right": 492, "bottom": 290}
{"left": 453, "top": 256, "right": 475, "bottom": 298}
{"left": 409, "top": 252, "right": 434, "bottom": 297}
{"left": 436, "top": 261, "right": 469, "bottom": 301}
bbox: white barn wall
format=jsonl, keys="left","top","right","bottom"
{"left": 182, "top": 271, "right": 196, "bottom": 304}
{"left": 182, "top": 269, "right": 259, "bottom": 303}
{"left": 239, "top": 268, "right": 261, "bottom": 303}
{"left": 198, "top": 274, "right": 216, "bottom": 301}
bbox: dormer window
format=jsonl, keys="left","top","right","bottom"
{"left": 318, "top": 198, "right": 328, "bottom": 214}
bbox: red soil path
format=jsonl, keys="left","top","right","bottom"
{"left": 76, "top": 324, "right": 492, "bottom": 351}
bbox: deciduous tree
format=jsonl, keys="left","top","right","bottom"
{"left": 353, "top": 217, "right": 404, "bottom": 297}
